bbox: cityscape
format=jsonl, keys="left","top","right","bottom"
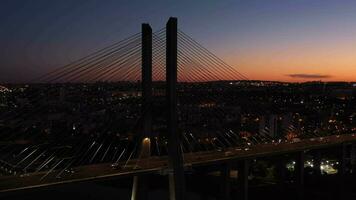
{"left": 1, "top": 1, "right": 356, "bottom": 200}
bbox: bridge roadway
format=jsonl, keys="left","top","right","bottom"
{"left": 0, "top": 134, "right": 355, "bottom": 193}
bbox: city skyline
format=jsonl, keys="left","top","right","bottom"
{"left": 1, "top": 0, "right": 356, "bottom": 83}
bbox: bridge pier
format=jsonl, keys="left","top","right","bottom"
{"left": 337, "top": 143, "right": 349, "bottom": 198}
{"left": 351, "top": 143, "right": 356, "bottom": 173}
{"left": 220, "top": 163, "right": 231, "bottom": 200}
{"left": 339, "top": 143, "right": 348, "bottom": 175}
{"left": 131, "top": 175, "right": 149, "bottom": 200}
{"left": 295, "top": 151, "right": 305, "bottom": 200}
{"left": 131, "top": 23, "right": 152, "bottom": 200}
{"left": 275, "top": 157, "right": 288, "bottom": 186}
{"left": 237, "top": 160, "right": 249, "bottom": 200}
{"left": 166, "top": 17, "right": 186, "bottom": 200}
{"left": 313, "top": 150, "right": 322, "bottom": 176}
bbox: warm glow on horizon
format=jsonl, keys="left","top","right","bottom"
{"left": 221, "top": 36, "right": 356, "bottom": 82}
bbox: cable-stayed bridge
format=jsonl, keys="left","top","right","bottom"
{"left": 0, "top": 18, "right": 356, "bottom": 200}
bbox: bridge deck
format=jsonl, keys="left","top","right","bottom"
{"left": 0, "top": 134, "right": 355, "bottom": 193}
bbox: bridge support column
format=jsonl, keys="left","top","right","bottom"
{"left": 237, "top": 160, "right": 249, "bottom": 200}
{"left": 166, "top": 17, "right": 186, "bottom": 200}
{"left": 351, "top": 143, "right": 356, "bottom": 173}
{"left": 313, "top": 151, "right": 322, "bottom": 176}
{"left": 339, "top": 143, "right": 348, "bottom": 175}
{"left": 220, "top": 163, "right": 231, "bottom": 200}
{"left": 295, "top": 151, "right": 305, "bottom": 200}
{"left": 131, "top": 175, "right": 149, "bottom": 200}
{"left": 131, "top": 23, "right": 152, "bottom": 200}
{"left": 337, "top": 143, "right": 349, "bottom": 198}
{"left": 275, "top": 157, "right": 287, "bottom": 186}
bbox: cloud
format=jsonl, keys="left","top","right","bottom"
{"left": 287, "top": 73, "right": 332, "bottom": 79}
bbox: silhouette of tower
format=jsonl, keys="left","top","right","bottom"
{"left": 141, "top": 23, "right": 153, "bottom": 142}
{"left": 131, "top": 23, "right": 152, "bottom": 200}
{"left": 166, "top": 17, "right": 186, "bottom": 200}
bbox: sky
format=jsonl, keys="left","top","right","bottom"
{"left": 0, "top": 0, "right": 356, "bottom": 83}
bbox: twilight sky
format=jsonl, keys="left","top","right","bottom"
{"left": 0, "top": 0, "right": 356, "bottom": 83}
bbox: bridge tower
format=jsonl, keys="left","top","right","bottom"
{"left": 131, "top": 23, "right": 152, "bottom": 200}
{"left": 166, "top": 17, "right": 186, "bottom": 200}
{"left": 141, "top": 23, "right": 153, "bottom": 149}
{"left": 133, "top": 17, "right": 186, "bottom": 200}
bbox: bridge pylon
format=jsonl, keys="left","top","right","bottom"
{"left": 166, "top": 17, "right": 186, "bottom": 200}
{"left": 131, "top": 23, "right": 152, "bottom": 200}
{"left": 132, "top": 17, "right": 186, "bottom": 200}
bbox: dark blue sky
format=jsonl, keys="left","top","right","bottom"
{"left": 1, "top": 0, "right": 356, "bottom": 82}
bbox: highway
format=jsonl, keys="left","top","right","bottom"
{"left": 0, "top": 134, "right": 355, "bottom": 193}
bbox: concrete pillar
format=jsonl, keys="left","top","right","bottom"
{"left": 131, "top": 23, "right": 152, "bottom": 200}
{"left": 339, "top": 143, "right": 348, "bottom": 175}
{"left": 237, "top": 160, "right": 249, "bottom": 200}
{"left": 166, "top": 17, "right": 186, "bottom": 200}
{"left": 337, "top": 143, "right": 348, "bottom": 198}
{"left": 220, "top": 163, "right": 231, "bottom": 200}
{"left": 131, "top": 175, "right": 148, "bottom": 200}
{"left": 351, "top": 143, "right": 356, "bottom": 173}
{"left": 313, "top": 151, "right": 322, "bottom": 176}
{"left": 295, "top": 151, "right": 305, "bottom": 200}
{"left": 275, "top": 157, "right": 287, "bottom": 186}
